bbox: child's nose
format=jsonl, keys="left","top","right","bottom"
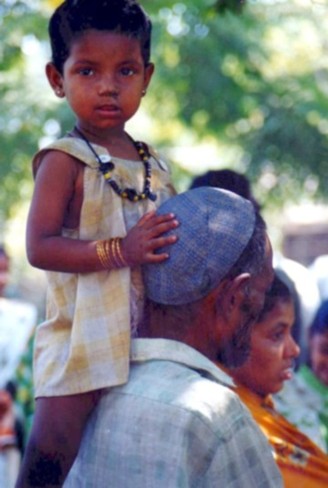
{"left": 98, "top": 74, "right": 119, "bottom": 96}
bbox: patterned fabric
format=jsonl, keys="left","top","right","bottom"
{"left": 143, "top": 188, "right": 256, "bottom": 305}
{"left": 235, "top": 384, "right": 328, "bottom": 487}
{"left": 274, "top": 364, "right": 328, "bottom": 453}
{"left": 32, "top": 137, "right": 175, "bottom": 397}
{"left": 65, "top": 338, "right": 283, "bottom": 488}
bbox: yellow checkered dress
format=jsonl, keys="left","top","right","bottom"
{"left": 32, "top": 137, "right": 175, "bottom": 397}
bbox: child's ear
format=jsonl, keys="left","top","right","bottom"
{"left": 143, "top": 62, "right": 155, "bottom": 94}
{"left": 45, "top": 62, "right": 65, "bottom": 98}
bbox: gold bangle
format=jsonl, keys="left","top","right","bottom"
{"left": 96, "top": 240, "right": 108, "bottom": 268}
{"left": 104, "top": 239, "right": 114, "bottom": 268}
{"left": 115, "top": 238, "right": 128, "bottom": 267}
{"left": 110, "top": 238, "right": 120, "bottom": 268}
{"left": 97, "top": 238, "right": 128, "bottom": 269}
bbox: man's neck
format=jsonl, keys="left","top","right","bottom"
{"left": 139, "top": 301, "right": 219, "bottom": 362}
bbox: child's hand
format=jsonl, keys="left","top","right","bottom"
{"left": 121, "top": 211, "right": 178, "bottom": 267}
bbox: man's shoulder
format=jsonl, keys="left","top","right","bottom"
{"left": 111, "top": 358, "right": 249, "bottom": 435}
{"left": 68, "top": 356, "right": 282, "bottom": 488}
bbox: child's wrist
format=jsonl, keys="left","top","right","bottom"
{"left": 113, "top": 237, "right": 129, "bottom": 268}
{"left": 96, "top": 238, "right": 128, "bottom": 269}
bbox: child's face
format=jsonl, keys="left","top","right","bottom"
{"left": 46, "top": 29, "right": 154, "bottom": 134}
{"left": 309, "top": 331, "right": 328, "bottom": 387}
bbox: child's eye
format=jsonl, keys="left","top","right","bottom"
{"left": 120, "top": 67, "right": 135, "bottom": 76}
{"left": 79, "top": 68, "right": 94, "bottom": 76}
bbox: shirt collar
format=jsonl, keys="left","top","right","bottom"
{"left": 131, "top": 338, "right": 234, "bottom": 387}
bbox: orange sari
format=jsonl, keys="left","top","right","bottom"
{"left": 235, "top": 384, "right": 328, "bottom": 488}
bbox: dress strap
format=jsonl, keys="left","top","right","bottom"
{"left": 32, "top": 137, "right": 107, "bottom": 177}
{"left": 32, "top": 137, "right": 171, "bottom": 176}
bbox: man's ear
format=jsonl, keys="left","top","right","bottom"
{"left": 45, "top": 62, "right": 65, "bottom": 98}
{"left": 218, "top": 273, "right": 251, "bottom": 319}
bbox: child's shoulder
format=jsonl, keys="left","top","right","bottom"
{"left": 33, "top": 137, "right": 100, "bottom": 177}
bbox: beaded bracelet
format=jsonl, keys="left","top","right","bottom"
{"left": 96, "top": 238, "right": 128, "bottom": 269}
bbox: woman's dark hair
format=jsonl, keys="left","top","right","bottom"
{"left": 257, "top": 272, "right": 292, "bottom": 323}
{"left": 49, "top": 0, "right": 152, "bottom": 73}
{"left": 309, "top": 300, "right": 328, "bottom": 338}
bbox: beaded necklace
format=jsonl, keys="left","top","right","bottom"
{"left": 74, "top": 126, "right": 157, "bottom": 202}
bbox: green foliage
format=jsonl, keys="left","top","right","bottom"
{"left": 214, "top": 0, "right": 245, "bottom": 14}
{"left": 144, "top": 1, "right": 328, "bottom": 207}
{"left": 0, "top": 2, "right": 45, "bottom": 226}
{"left": 1, "top": 0, "right": 328, "bottom": 231}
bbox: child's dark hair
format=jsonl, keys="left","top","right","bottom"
{"left": 49, "top": 0, "right": 152, "bottom": 74}
{"left": 257, "top": 271, "right": 293, "bottom": 323}
{"left": 309, "top": 299, "right": 328, "bottom": 338}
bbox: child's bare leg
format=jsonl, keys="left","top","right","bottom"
{"left": 15, "top": 391, "right": 100, "bottom": 488}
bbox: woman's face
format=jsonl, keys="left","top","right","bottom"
{"left": 231, "top": 298, "right": 300, "bottom": 397}
{"left": 309, "top": 331, "right": 328, "bottom": 387}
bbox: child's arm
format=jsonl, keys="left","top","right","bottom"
{"left": 27, "top": 150, "right": 177, "bottom": 273}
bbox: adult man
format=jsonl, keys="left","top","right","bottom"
{"left": 65, "top": 187, "right": 282, "bottom": 487}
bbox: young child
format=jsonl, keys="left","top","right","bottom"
{"left": 16, "top": 1, "right": 178, "bottom": 486}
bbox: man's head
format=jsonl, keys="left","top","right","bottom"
{"left": 49, "top": 0, "right": 152, "bottom": 74}
{"left": 189, "top": 168, "right": 261, "bottom": 212}
{"left": 142, "top": 187, "right": 273, "bottom": 367}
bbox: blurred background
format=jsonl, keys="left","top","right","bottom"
{"left": 1, "top": 0, "right": 328, "bottom": 316}
{"left": 2, "top": 2, "right": 328, "bottom": 483}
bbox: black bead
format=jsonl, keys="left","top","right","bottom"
{"left": 99, "top": 162, "right": 115, "bottom": 174}
{"left": 79, "top": 129, "right": 157, "bottom": 203}
{"left": 125, "top": 188, "right": 138, "bottom": 201}
{"left": 148, "top": 192, "right": 157, "bottom": 202}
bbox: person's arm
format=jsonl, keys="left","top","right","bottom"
{"left": 26, "top": 150, "right": 178, "bottom": 274}
{"left": 26, "top": 150, "right": 96, "bottom": 273}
